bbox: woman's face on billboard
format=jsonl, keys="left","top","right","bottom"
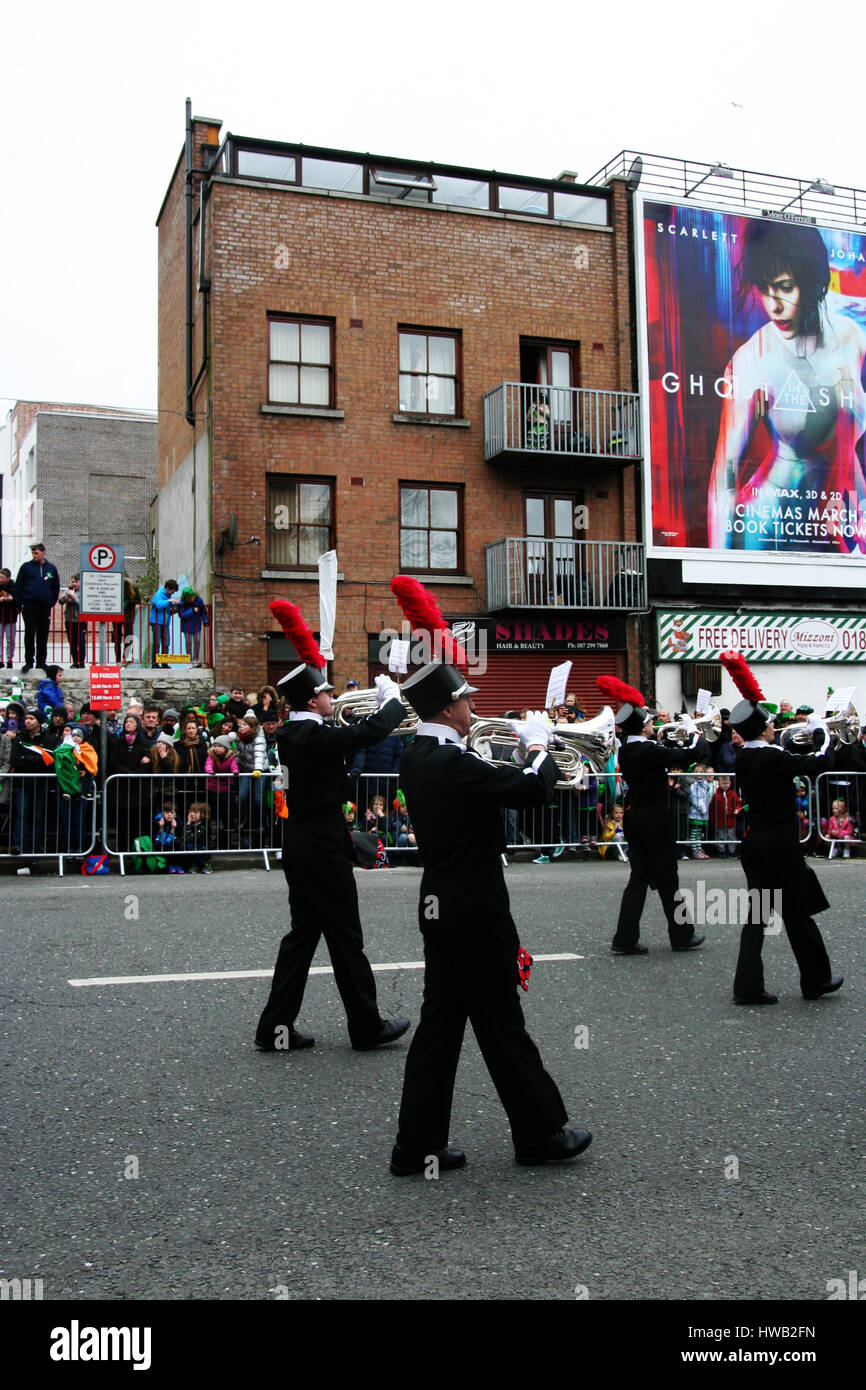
{"left": 758, "top": 270, "right": 801, "bottom": 338}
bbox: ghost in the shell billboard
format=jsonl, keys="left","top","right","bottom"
{"left": 641, "top": 198, "right": 866, "bottom": 558}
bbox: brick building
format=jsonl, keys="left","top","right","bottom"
{"left": 0, "top": 400, "right": 157, "bottom": 586}
{"left": 156, "top": 111, "right": 646, "bottom": 712}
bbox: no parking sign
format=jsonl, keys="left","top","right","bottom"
{"left": 79, "top": 542, "right": 124, "bottom": 621}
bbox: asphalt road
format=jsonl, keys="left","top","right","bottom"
{"left": 1, "top": 855, "right": 863, "bottom": 1304}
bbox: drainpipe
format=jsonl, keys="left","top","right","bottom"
{"left": 184, "top": 98, "right": 195, "bottom": 426}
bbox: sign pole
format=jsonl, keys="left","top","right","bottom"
{"left": 99, "top": 620, "right": 108, "bottom": 782}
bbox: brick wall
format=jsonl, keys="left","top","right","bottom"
{"left": 36, "top": 412, "right": 157, "bottom": 587}
{"left": 158, "top": 134, "right": 642, "bottom": 691}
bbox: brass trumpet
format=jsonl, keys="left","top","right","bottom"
{"left": 331, "top": 686, "right": 419, "bottom": 735}
{"left": 466, "top": 707, "right": 616, "bottom": 789}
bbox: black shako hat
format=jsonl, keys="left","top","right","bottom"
{"left": 729, "top": 699, "right": 771, "bottom": 740}
{"left": 277, "top": 663, "right": 334, "bottom": 709}
{"left": 615, "top": 702, "right": 653, "bottom": 737}
{"left": 402, "top": 661, "right": 478, "bottom": 721}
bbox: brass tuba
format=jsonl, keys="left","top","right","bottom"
{"left": 466, "top": 707, "right": 616, "bottom": 789}
{"left": 331, "top": 686, "right": 419, "bottom": 735}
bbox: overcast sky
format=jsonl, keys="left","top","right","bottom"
{"left": 3, "top": 0, "right": 863, "bottom": 417}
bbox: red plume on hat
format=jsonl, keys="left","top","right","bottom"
{"left": 596, "top": 675, "right": 645, "bottom": 707}
{"left": 390, "top": 576, "right": 468, "bottom": 665}
{"left": 719, "top": 650, "right": 765, "bottom": 703}
{"left": 269, "top": 600, "right": 325, "bottom": 669}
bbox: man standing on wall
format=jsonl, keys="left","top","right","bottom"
{"left": 14, "top": 543, "right": 59, "bottom": 674}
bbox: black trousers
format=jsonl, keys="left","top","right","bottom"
{"left": 256, "top": 828, "right": 382, "bottom": 1046}
{"left": 21, "top": 603, "right": 51, "bottom": 669}
{"left": 396, "top": 915, "right": 567, "bottom": 1152}
{"left": 612, "top": 825, "right": 694, "bottom": 948}
{"left": 66, "top": 620, "right": 86, "bottom": 665}
{"left": 734, "top": 838, "right": 832, "bottom": 996}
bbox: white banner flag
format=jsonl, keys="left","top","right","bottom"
{"left": 388, "top": 638, "right": 410, "bottom": 674}
{"left": 318, "top": 551, "right": 337, "bottom": 662}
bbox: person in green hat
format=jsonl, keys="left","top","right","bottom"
{"left": 179, "top": 587, "right": 209, "bottom": 666}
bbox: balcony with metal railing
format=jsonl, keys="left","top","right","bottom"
{"left": 486, "top": 537, "right": 645, "bottom": 611}
{"left": 483, "top": 383, "right": 641, "bottom": 464}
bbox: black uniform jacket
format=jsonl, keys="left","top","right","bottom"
{"left": 401, "top": 735, "right": 558, "bottom": 924}
{"left": 618, "top": 737, "right": 694, "bottom": 849}
{"left": 735, "top": 743, "right": 834, "bottom": 849}
{"left": 276, "top": 697, "right": 405, "bottom": 837}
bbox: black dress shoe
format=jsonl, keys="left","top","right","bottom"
{"left": 733, "top": 991, "right": 778, "bottom": 1005}
{"left": 353, "top": 1017, "right": 411, "bottom": 1051}
{"left": 389, "top": 1144, "right": 466, "bottom": 1176}
{"left": 254, "top": 1026, "right": 315, "bottom": 1051}
{"left": 802, "top": 975, "right": 843, "bottom": 1000}
{"left": 672, "top": 933, "right": 705, "bottom": 952}
{"left": 611, "top": 943, "right": 648, "bottom": 955}
{"left": 515, "top": 1126, "right": 593, "bottom": 1166}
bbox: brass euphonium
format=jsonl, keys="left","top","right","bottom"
{"left": 657, "top": 707, "right": 722, "bottom": 748}
{"left": 780, "top": 705, "right": 860, "bottom": 750}
{"left": 331, "top": 686, "right": 420, "bottom": 735}
{"left": 465, "top": 707, "right": 616, "bottom": 789}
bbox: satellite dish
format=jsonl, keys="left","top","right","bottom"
{"left": 626, "top": 155, "right": 643, "bottom": 193}
{"left": 216, "top": 511, "right": 239, "bottom": 555}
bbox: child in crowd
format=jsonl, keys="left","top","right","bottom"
{"left": 598, "top": 802, "right": 628, "bottom": 862}
{"left": 828, "top": 799, "right": 857, "bottom": 859}
{"left": 154, "top": 801, "right": 184, "bottom": 872}
{"left": 793, "top": 778, "right": 811, "bottom": 849}
{"left": 184, "top": 802, "right": 216, "bottom": 872}
{"left": 37, "top": 665, "right": 65, "bottom": 719}
{"left": 687, "top": 764, "right": 714, "bottom": 860}
{"left": 390, "top": 791, "right": 416, "bottom": 849}
{"left": 711, "top": 774, "right": 742, "bottom": 857}
{"left": 668, "top": 766, "right": 690, "bottom": 857}
{"left": 205, "top": 736, "right": 239, "bottom": 838}
{"left": 365, "top": 794, "right": 390, "bottom": 841}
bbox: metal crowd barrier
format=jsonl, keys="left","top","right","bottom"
{"left": 102, "top": 771, "right": 281, "bottom": 874}
{"left": 2, "top": 601, "right": 213, "bottom": 670}
{"left": 815, "top": 770, "right": 864, "bottom": 855}
{"left": 501, "top": 770, "right": 816, "bottom": 857}
{"left": 348, "top": 773, "right": 417, "bottom": 856}
{"left": 0, "top": 772, "right": 98, "bottom": 873}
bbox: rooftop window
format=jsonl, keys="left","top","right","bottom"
{"left": 223, "top": 139, "right": 608, "bottom": 225}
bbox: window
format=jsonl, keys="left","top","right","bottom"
{"left": 268, "top": 477, "right": 334, "bottom": 569}
{"left": 237, "top": 149, "right": 297, "bottom": 182}
{"left": 301, "top": 158, "right": 363, "bottom": 193}
{"left": 398, "top": 329, "right": 459, "bottom": 416}
{"left": 431, "top": 175, "right": 490, "bottom": 209}
{"left": 269, "top": 318, "right": 334, "bottom": 407}
{"left": 524, "top": 490, "right": 592, "bottom": 605}
{"left": 400, "top": 485, "right": 462, "bottom": 572}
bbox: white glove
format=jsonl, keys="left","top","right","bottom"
{"left": 678, "top": 713, "right": 698, "bottom": 734}
{"left": 805, "top": 717, "right": 830, "bottom": 751}
{"left": 374, "top": 674, "right": 402, "bottom": 709}
{"left": 508, "top": 710, "right": 552, "bottom": 753}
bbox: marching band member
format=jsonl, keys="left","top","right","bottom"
{"left": 723, "top": 652, "right": 843, "bottom": 1006}
{"left": 389, "top": 661, "right": 591, "bottom": 1175}
{"left": 254, "top": 601, "right": 411, "bottom": 1053}
{"left": 601, "top": 675, "right": 705, "bottom": 956}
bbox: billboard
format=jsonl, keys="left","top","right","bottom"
{"left": 638, "top": 198, "right": 866, "bottom": 560}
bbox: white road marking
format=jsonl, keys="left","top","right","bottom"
{"left": 68, "top": 953, "right": 583, "bottom": 988}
